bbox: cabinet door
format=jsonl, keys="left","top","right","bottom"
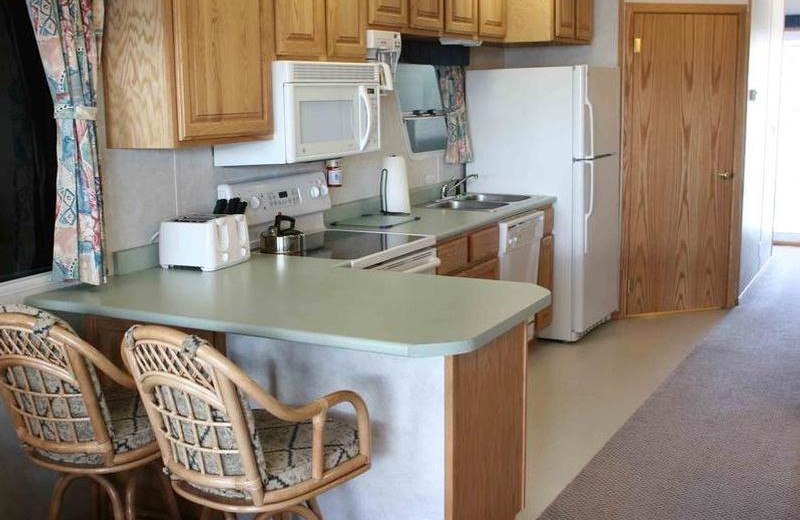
{"left": 275, "top": 0, "right": 327, "bottom": 57}
{"left": 369, "top": 0, "right": 408, "bottom": 27}
{"left": 575, "top": 0, "right": 592, "bottom": 41}
{"left": 445, "top": 0, "right": 478, "bottom": 35}
{"left": 536, "top": 234, "right": 554, "bottom": 330}
{"left": 478, "top": 0, "right": 506, "bottom": 38}
{"left": 172, "top": 0, "right": 274, "bottom": 142}
{"left": 554, "top": 0, "right": 575, "bottom": 40}
{"left": 457, "top": 258, "right": 500, "bottom": 280}
{"left": 410, "top": 0, "right": 444, "bottom": 31}
{"left": 327, "top": 0, "right": 367, "bottom": 58}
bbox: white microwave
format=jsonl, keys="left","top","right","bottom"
{"left": 214, "top": 61, "right": 382, "bottom": 166}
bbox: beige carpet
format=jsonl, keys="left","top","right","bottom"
{"left": 538, "top": 247, "right": 800, "bottom": 520}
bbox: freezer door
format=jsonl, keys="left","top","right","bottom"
{"left": 572, "top": 155, "right": 620, "bottom": 334}
{"left": 573, "top": 66, "right": 621, "bottom": 159}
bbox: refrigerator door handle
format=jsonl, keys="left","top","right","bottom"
{"left": 584, "top": 96, "right": 595, "bottom": 160}
{"left": 584, "top": 161, "right": 595, "bottom": 255}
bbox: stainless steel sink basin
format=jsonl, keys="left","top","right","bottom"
{"left": 460, "top": 193, "right": 531, "bottom": 203}
{"left": 425, "top": 200, "right": 508, "bottom": 211}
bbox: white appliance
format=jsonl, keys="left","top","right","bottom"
{"left": 380, "top": 155, "right": 411, "bottom": 214}
{"left": 366, "top": 30, "right": 401, "bottom": 92}
{"left": 214, "top": 61, "right": 382, "bottom": 166}
{"left": 498, "top": 211, "right": 546, "bottom": 339}
{"left": 466, "top": 65, "right": 621, "bottom": 342}
{"left": 159, "top": 214, "right": 250, "bottom": 271}
{"left": 216, "top": 172, "right": 438, "bottom": 273}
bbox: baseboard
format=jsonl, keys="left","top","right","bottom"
{"left": 739, "top": 255, "right": 773, "bottom": 299}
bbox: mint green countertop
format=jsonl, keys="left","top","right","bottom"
{"left": 27, "top": 254, "right": 550, "bottom": 358}
{"left": 330, "top": 195, "right": 556, "bottom": 239}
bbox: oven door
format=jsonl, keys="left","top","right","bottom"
{"left": 366, "top": 248, "right": 441, "bottom": 274}
{"left": 284, "top": 83, "right": 377, "bottom": 162}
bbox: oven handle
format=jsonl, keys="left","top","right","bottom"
{"left": 402, "top": 257, "right": 441, "bottom": 274}
{"left": 358, "top": 86, "right": 373, "bottom": 151}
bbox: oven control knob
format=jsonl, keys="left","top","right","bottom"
{"left": 309, "top": 186, "right": 321, "bottom": 199}
{"left": 320, "top": 185, "right": 329, "bottom": 197}
{"left": 249, "top": 196, "right": 261, "bottom": 209}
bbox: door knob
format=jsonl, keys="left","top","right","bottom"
{"left": 714, "top": 171, "right": 734, "bottom": 180}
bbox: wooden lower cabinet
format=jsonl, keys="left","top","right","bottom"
{"left": 437, "top": 224, "right": 500, "bottom": 280}
{"left": 83, "top": 315, "right": 226, "bottom": 520}
{"left": 457, "top": 258, "right": 500, "bottom": 280}
{"left": 535, "top": 206, "right": 555, "bottom": 330}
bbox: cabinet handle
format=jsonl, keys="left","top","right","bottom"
{"left": 714, "top": 171, "right": 734, "bottom": 180}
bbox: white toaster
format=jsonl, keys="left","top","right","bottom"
{"left": 159, "top": 214, "right": 250, "bottom": 271}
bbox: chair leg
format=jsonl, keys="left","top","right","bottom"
{"left": 223, "top": 513, "right": 237, "bottom": 520}
{"left": 88, "top": 474, "right": 127, "bottom": 520}
{"left": 152, "top": 463, "right": 182, "bottom": 520}
{"left": 123, "top": 471, "right": 138, "bottom": 520}
{"left": 253, "top": 505, "right": 321, "bottom": 520}
{"left": 307, "top": 497, "right": 323, "bottom": 519}
{"left": 48, "top": 473, "right": 82, "bottom": 520}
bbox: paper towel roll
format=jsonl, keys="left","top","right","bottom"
{"left": 381, "top": 155, "right": 411, "bottom": 214}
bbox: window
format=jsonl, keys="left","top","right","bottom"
{"left": 395, "top": 63, "right": 448, "bottom": 155}
{"left": 0, "top": 1, "right": 57, "bottom": 284}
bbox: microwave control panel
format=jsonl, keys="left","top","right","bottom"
{"left": 217, "top": 171, "right": 331, "bottom": 226}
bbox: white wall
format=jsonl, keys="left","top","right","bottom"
{"left": 101, "top": 93, "right": 459, "bottom": 253}
{"left": 773, "top": 35, "right": 800, "bottom": 242}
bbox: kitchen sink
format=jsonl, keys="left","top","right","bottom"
{"left": 460, "top": 193, "right": 531, "bottom": 203}
{"left": 425, "top": 200, "right": 509, "bottom": 211}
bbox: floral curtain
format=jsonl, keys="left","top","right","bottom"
{"left": 435, "top": 65, "right": 473, "bottom": 164}
{"left": 25, "top": 0, "right": 106, "bottom": 285}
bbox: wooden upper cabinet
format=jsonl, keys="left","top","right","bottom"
{"left": 554, "top": 0, "right": 575, "bottom": 39}
{"left": 410, "top": 0, "right": 444, "bottom": 31}
{"left": 479, "top": 0, "right": 506, "bottom": 38}
{"left": 103, "top": 0, "right": 274, "bottom": 148}
{"left": 327, "top": 0, "right": 368, "bottom": 59}
{"left": 575, "top": 0, "right": 592, "bottom": 41}
{"left": 445, "top": 0, "right": 479, "bottom": 34}
{"left": 368, "top": 0, "right": 408, "bottom": 27}
{"left": 275, "top": 0, "right": 327, "bottom": 58}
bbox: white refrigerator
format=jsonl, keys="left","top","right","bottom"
{"left": 466, "top": 65, "right": 621, "bottom": 342}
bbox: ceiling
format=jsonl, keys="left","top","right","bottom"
{"left": 787, "top": 0, "right": 800, "bottom": 15}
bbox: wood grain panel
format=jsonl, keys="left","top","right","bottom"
{"left": 410, "top": 0, "right": 444, "bottom": 31}
{"left": 368, "top": 0, "right": 408, "bottom": 27}
{"left": 554, "top": 0, "right": 576, "bottom": 39}
{"left": 276, "top": 0, "right": 327, "bottom": 58}
{"left": 536, "top": 234, "right": 554, "bottom": 330}
{"left": 103, "top": 0, "right": 177, "bottom": 148}
{"left": 543, "top": 205, "right": 554, "bottom": 236}
{"left": 622, "top": 9, "right": 742, "bottom": 315}
{"left": 468, "top": 225, "right": 499, "bottom": 263}
{"left": 478, "top": 0, "right": 507, "bottom": 38}
{"left": 456, "top": 258, "right": 499, "bottom": 280}
{"left": 445, "top": 0, "right": 478, "bottom": 35}
{"left": 504, "top": 0, "right": 554, "bottom": 43}
{"left": 173, "top": 0, "right": 274, "bottom": 141}
{"left": 575, "top": 0, "right": 592, "bottom": 41}
{"left": 437, "top": 236, "right": 470, "bottom": 274}
{"left": 327, "top": 0, "right": 367, "bottom": 59}
{"left": 446, "top": 323, "right": 527, "bottom": 520}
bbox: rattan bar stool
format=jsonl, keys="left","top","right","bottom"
{"left": 0, "top": 305, "right": 180, "bottom": 520}
{"left": 122, "top": 324, "right": 371, "bottom": 520}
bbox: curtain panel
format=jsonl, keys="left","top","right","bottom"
{"left": 435, "top": 65, "right": 474, "bottom": 165}
{"left": 26, "top": 0, "right": 106, "bottom": 285}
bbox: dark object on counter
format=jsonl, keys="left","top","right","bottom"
{"left": 213, "top": 199, "right": 228, "bottom": 214}
{"left": 226, "top": 197, "right": 241, "bottom": 214}
{"left": 261, "top": 214, "right": 305, "bottom": 255}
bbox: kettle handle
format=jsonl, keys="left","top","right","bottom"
{"left": 274, "top": 214, "right": 295, "bottom": 232}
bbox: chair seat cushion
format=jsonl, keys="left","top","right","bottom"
{"left": 36, "top": 387, "right": 155, "bottom": 466}
{"left": 187, "top": 409, "right": 360, "bottom": 499}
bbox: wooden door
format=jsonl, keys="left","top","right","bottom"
{"left": 445, "top": 0, "right": 478, "bottom": 35}
{"left": 622, "top": 6, "right": 746, "bottom": 315}
{"left": 575, "top": 0, "right": 592, "bottom": 41}
{"left": 478, "top": 0, "right": 506, "bottom": 38}
{"left": 275, "top": 0, "right": 327, "bottom": 58}
{"left": 554, "top": 0, "right": 575, "bottom": 39}
{"left": 410, "top": 0, "right": 444, "bottom": 31}
{"left": 172, "top": 0, "right": 274, "bottom": 142}
{"left": 327, "top": 0, "right": 367, "bottom": 59}
{"left": 368, "top": 0, "right": 408, "bottom": 27}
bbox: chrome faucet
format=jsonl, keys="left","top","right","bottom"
{"left": 441, "top": 174, "right": 479, "bottom": 199}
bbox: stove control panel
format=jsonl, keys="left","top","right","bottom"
{"left": 217, "top": 171, "right": 331, "bottom": 226}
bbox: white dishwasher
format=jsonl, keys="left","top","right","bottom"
{"left": 498, "top": 211, "right": 546, "bottom": 337}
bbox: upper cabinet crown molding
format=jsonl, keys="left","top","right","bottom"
{"left": 104, "top": 0, "right": 275, "bottom": 149}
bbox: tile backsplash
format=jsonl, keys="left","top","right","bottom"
{"left": 101, "top": 92, "right": 461, "bottom": 253}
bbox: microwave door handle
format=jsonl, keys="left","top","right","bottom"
{"left": 358, "top": 86, "right": 373, "bottom": 151}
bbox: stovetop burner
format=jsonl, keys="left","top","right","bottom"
{"left": 300, "top": 230, "right": 428, "bottom": 260}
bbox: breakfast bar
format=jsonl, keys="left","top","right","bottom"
{"left": 27, "top": 253, "right": 550, "bottom": 520}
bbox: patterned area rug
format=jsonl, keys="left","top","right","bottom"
{"left": 538, "top": 247, "right": 800, "bottom": 520}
